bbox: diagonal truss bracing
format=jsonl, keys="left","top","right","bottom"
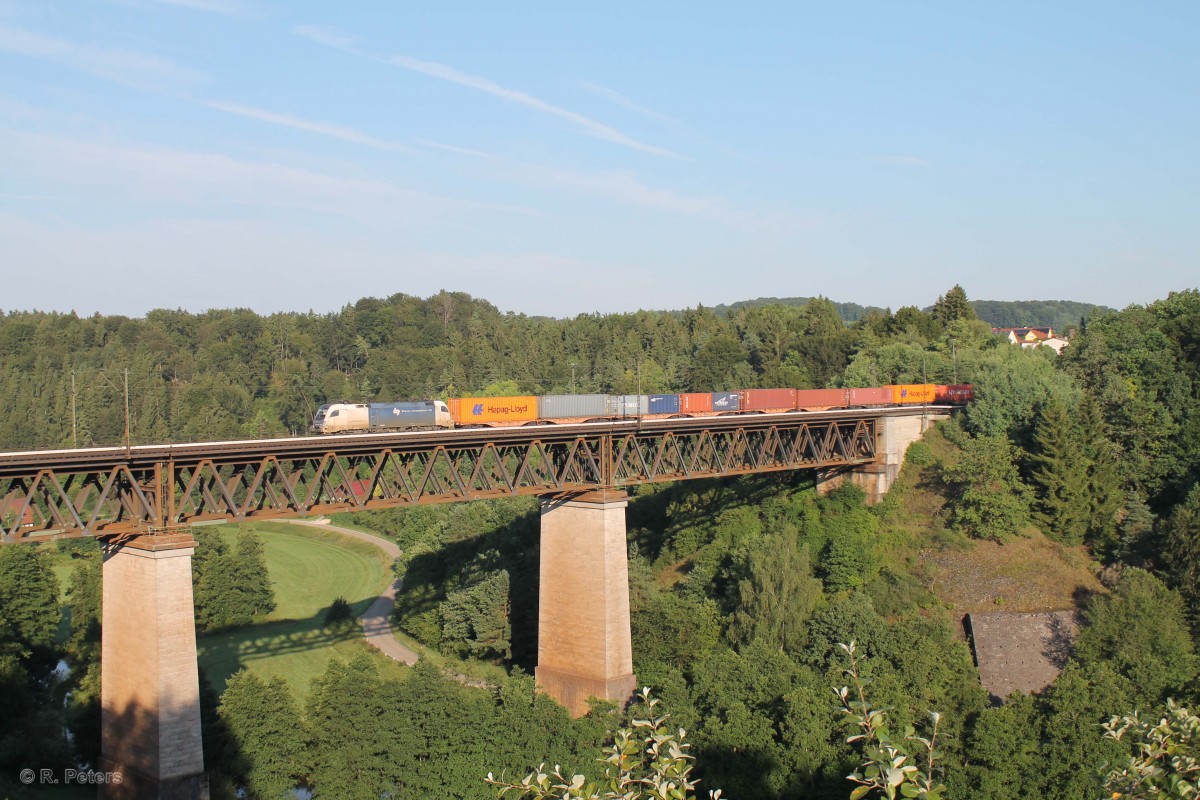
{"left": 0, "top": 413, "right": 882, "bottom": 541}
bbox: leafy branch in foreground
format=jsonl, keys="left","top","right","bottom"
{"left": 835, "top": 641, "right": 945, "bottom": 800}
{"left": 486, "top": 687, "right": 722, "bottom": 800}
{"left": 1101, "top": 699, "right": 1200, "bottom": 799}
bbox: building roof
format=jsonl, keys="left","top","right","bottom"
{"left": 967, "top": 610, "right": 1079, "bottom": 702}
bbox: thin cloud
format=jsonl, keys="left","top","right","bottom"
{"left": 206, "top": 101, "right": 414, "bottom": 152}
{"left": 0, "top": 23, "right": 206, "bottom": 89}
{"left": 292, "top": 24, "right": 357, "bottom": 50}
{"left": 293, "top": 24, "right": 680, "bottom": 159}
{"left": 416, "top": 139, "right": 503, "bottom": 160}
{"left": 509, "top": 163, "right": 792, "bottom": 233}
{"left": 578, "top": 81, "right": 677, "bottom": 124}
{"left": 147, "top": 0, "right": 256, "bottom": 15}
{"left": 0, "top": 128, "right": 542, "bottom": 220}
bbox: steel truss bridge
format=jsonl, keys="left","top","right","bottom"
{"left": 0, "top": 409, "right": 933, "bottom": 542}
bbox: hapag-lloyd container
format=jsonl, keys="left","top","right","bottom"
{"left": 890, "top": 384, "right": 937, "bottom": 404}
{"left": 711, "top": 391, "right": 740, "bottom": 412}
{"left": 448, "top": 396, "right": 538, "bottom": 426}
{"left": 740, "top": 388, "right": 797, "bottom": 412}
{"left": 679, "top": 393, "right": 713, "bottom": 413}
{"left": 610, "top": 395, "right": 649, "bottom": 416}
{"left": 794, "top": 388, "right": 850, "bottom": 410}
{"left": 647, "top": 394, "right": 681, "bottom": 415}
{"left": 367, "top": 402, "right": 436, "bottom": 429}
{"left": 539, "top": 394, "right": 609, "bottom": 419}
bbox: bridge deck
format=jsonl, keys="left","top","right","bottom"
{"left": 0, "top": 407, "right": 947, "bottom": 541}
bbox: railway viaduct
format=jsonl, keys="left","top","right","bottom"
{"left": 0, "top": 407, "right": 948, "bottom": 798}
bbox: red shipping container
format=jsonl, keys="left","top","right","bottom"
{"left": 740, "top": 388, "right": 797, "bottom": 412}
{"left": 935, "top": 384, "right": 973, "bottom": 404}
{"left": 794, "top": 388, "right": 849, "bottom": 411}
{"left": 847, "top": 387, "right": 890, "bottom": 406}
{"left": 679, "top": 393, "right": 713, "bottom": 414}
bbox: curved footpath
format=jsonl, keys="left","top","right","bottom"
{"left": 283, "top": 519, "right": 419, "bottom": 665}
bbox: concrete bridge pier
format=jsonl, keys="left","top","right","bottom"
{"left": 536, "top": 489, "right": 637, "bottom": 717}
{"left": 100, "top": 534, "right": 208, "bottom": 800}
{"left": 817, "top": 412, "right": 950, "bottom": 504}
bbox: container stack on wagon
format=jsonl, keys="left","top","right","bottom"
{"left": 314, "top": 384, "right": 971, "bottom": 433}
{"left": 741, "top": 388, "right": 797, "bottom": 413}
{"left": 448, "top": 396, "right": 539, "bottom": 426}
{"left": 539, "top": 394, "right": 610, "bottom": 421}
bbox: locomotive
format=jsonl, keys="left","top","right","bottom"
{"left": 311, "top": 384, "right": 972, "bottom": 434}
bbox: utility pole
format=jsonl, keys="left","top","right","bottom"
{"left": 921, "top": 358, "right": 929, "bottom": 431}
{"left": 636, "top": 361, "right": 644, "bottom": 427}
{"left": 123, "top": 368, "right": 131, "bottom": 454}
{"left": 71, "top": 370, "right": 77, "bottom": 448}
{"left": 570, "top": 362, "right": 577, "bottom": 394}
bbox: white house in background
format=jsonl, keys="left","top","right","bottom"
{"left": 992, "top": 326, "right": 1070, "bottom": 355}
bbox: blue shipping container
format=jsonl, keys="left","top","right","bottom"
{"left": 647, "top": 394, "right": 680, "bottom": 414}
{"left": 368, "top": 402, "right": 436, "bottom": 429}
{"left": 711, "top": 392, "right": 740, "bottom": 411}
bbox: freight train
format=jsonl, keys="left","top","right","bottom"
{"left": 311, "top": 384, "right": 972, "bottom": 434}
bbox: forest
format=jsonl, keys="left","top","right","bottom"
{"left": 0, "top": 286, "right": 1197, "bottom": 799}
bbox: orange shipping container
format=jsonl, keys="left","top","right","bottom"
{"left": 679, "top": 393, "right": 714, "bottom": 413}
{"left": 449, "top": 396, "right": 539, "bottom": 426}
{"left": 888, "top": 384, "right": 937, "bottom": 404}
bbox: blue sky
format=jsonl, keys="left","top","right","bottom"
{"left": 1, "top": 1, "right": 1196, "bottom": 317}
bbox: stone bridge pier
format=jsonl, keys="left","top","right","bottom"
{"left": 817, "top": 412, "right": 950, "bottom": 504}
{"left": 100, "top": 534, "right": 208, "bottom": 800}
{"left": 536, "top": 490, "right": 637, "bottom": 717}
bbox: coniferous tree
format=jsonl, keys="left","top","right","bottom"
{"left": 219, "top": 670, "right": 306, "bottom": 800}
{"left": 1164, "top": 484, "right": 1200, "bottom": 621}
{"left": 0, "top": 545, "right": 60, "bottom": 655}
{"left": 1077, "top": 395, "right": 1123, "bottom": 552}
{"left": 66, "top": 557, "right": 102, "bottom": 665}
{"left": 193, "top": 528, "right": 274, "bottom": 631}
{"left": 440, "top": 569, "right": 512, "bottom": 660}
{"left": 932, "top": 285, "right": 976, "bottom": 328}
{"left": 1030, "top": 397, "right": 1089, "bottom": 545}
{"left": 306, "top": 656, "right": 404, "bottom": 799}
{"left": 232, "top": 529, "right": 276, "bottom": 618}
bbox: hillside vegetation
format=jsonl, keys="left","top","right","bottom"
{"left": 1, "top": 285, "right": 1197, "bottom": 799}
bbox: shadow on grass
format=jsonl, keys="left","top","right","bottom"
{"left": 197, "top": 598, "right": 375, "bottom": 694}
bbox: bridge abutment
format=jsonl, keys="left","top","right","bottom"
{"left": 100, "top": 534, "right": 207, "bottom": 800}
{"left": 817, "top": 412, "right": 950, "bottom": 504}
{"left": 536, "top": 489, "right": 637, "bottom": 717}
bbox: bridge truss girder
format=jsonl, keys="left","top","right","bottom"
{"left": 0, "top": 416, "right": 876, "bottom": 542}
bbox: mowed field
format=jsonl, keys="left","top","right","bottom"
{"left": 196, "top": 521, "right": 395, "bottom": 694}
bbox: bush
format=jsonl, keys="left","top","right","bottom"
{"left": 324, "top": 597, "right": 355, "bottom": 629}
{"left": 905, "top": 441, "right": 933, "bottom": 466}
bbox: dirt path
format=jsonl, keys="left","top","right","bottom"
{"left": 282, "top": 519, "right": 419, "bottom": 665}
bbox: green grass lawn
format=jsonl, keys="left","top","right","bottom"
{"left": 196, "top": 522, "right": 396, "bottom": 695}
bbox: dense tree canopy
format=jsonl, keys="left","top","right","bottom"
{"left": 2, "top": 285, "right": 1199, "bottom": 799}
